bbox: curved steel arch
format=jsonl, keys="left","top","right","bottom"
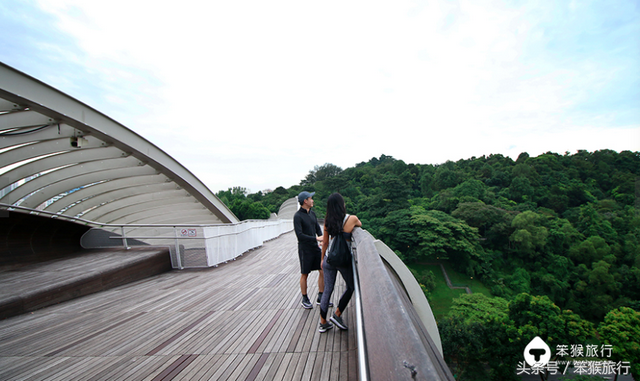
{"left": 51, "top": 175, "right": 172, "bottom": 216}
{"left": 0, "top": 62, "right": 238, "bottom": 224}
{"left": 83, "top": 190, "right": 196, "bottom": 222}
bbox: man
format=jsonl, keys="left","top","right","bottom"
{"left": 293, "top": 191, "right": 326, "bottom": 309}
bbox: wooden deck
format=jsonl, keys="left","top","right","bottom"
{"left": 0, "top": 231, "right": 357, "bottom": 381}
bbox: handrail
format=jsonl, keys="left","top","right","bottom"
{"left": 351, "top": 236, "right": 369, "bottom": 381}
{"left": 351, "top": 228, "right": 455, "bottom": 381}
{"left": 1, "top": 202, "right": 294, "bottom": 269}
{"left": 0, "top": 202, "right": 287, "bottom": 228}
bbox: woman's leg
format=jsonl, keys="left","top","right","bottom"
{"left": 335, "top": 264, "right": 355, "bottom": 316}
{"left": 320, "top": 259, "right": 337, "bottom": 322}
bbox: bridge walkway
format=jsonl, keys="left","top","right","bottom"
{"left": 0, "top": 231, "right": 357, "bottom": 381}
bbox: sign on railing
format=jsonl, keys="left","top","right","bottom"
{"left": 80, "top": 219, "right": 294, "bottom": 269}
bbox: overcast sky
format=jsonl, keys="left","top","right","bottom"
{"left": 1, "top": 0, "right": 638, "bottom": 193}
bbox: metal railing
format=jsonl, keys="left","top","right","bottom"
{"left": 351, "top": 227, "right": 455, "bottom": 381}
{"left": 351, "top": 236, "right": 369, "bottom": 381}
{"left": 4, "top": 201, "right": 454, "bottom": 379}
{"left": 0, "top": 203, "right": 293, "bottom": 269}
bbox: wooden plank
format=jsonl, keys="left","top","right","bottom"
{"left": 329, "top": 351, "right": 341, "bottom": 381}
{"left": 227, "top": 353, "right": 262, "bottom": 380}
{"left": 0, "top": 356, "right": 65, "bottom": 380}
{"left": 310, "top": 351, "right": 326, "bottom": 381}
{"left": 121, "top": 356, "right": 180, "bottom": 381}
{"left": 254, "top": 351, "right": 285, "bottom": 381}
{"left": 290, "top": 352, "right": 310, "bottom": 381}
{"left": 206, "top": 353, "right": 243, "bottom": 380}
{"left": 272, "top": 352, "right": 297, "bottom": 381}
{"left": 150, "top": 354, "right": 199, "bottom": 381}
{"left": 185, "top": 354, "right": 228, "bottom": 381}
{"left": 0, "top": 231, "right": 360, "bottom": 380}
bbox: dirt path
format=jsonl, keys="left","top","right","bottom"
{"left": 423, "top": 262, "right": 472, "bottom": 294}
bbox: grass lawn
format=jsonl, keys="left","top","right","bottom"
{"left": 408, "top": 263, "right": 466, "bottom": 320}
{"left": 440, "top": 261, "right": 493, "bottom": 297}
{"left": 407, "top": 262, "right": 492, "bottom": 321}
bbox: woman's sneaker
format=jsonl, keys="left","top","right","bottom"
{"left": 319, "top": 321, "right": 333, "bottom": 333}
{"left": 330, "top": 313, "right": 348, "bottom": 330}
{"left": 316, "top": 293, "right": 333, "bottom": 307}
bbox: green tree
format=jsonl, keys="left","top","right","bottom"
{"left": 371, "top": 209, "right": 421, "bottom": 261}
{"left": 505, "top": 294, "right": 594, "bottom": 381}
{"left": 449, "top": 293, "right": 509, "bottom": 324}
{"left": 452, "top": 202, "right": 514, "bottom": 248}
{"left": 438, "top": 315, "right": 492, "bottom": 380}
{"left": 410, "top": 268, "right": 436, "bottom": 296}
{"left": 453, "top": 179, "right": 487, "bottom": 202}
{"left": 505, "top": 268, "right": 531, "bottom": 294}
{"left": 598, "top": 307, "right": 640, "bottom": 380}
{"left": 410, "top": 206, "right": 486, "bottom": 276}
{"left": 301, "top": 163, "right": 342, "bottom": 186}
{"left": 433, "top": 164, "right": 462, "bottom": 190}
{"left": 509, "top": 211, "right": 549, "bottom": 258}
{"left": 440, "top": 294, "right": 528, "bottom": 381}
{"left": 569, "top": 236, "right": 611, "bottom": 266}
{"left": 509, "top": 176, "right": 534, "bottom": 202}
{"left": 580, "top": 260, "right": 619, "bottom": 320}
{"left": 507, "top": 293, "right": 593, "bottom": 346}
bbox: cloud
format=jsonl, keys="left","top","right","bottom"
{"left": 1, "top": 0, "right": 637, "bottom": 192}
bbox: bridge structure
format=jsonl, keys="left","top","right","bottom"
{"left": 0, "top": 63, "right": 454, "bottom": 380}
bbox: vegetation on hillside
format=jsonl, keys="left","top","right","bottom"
{"left": 218, "top": 150, "right": 639, "bottom": 380}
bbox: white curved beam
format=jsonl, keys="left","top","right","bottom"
{"left": 1, "top": 146, "right": 123, "bottom": 189}
{"left": 0, "top": 123, "right": 87, "bottom": 150}
{"left": 49, "top": 174, "right": 168, "bottom": 215}
{"left": 1, "top": 158, "right": 150, "bottom": 206}
{"left": 109, "top": 207, "right": 215, "bottom": 225}
{"left": 3, "top": 166, "right": 158, "bottom": 208}
{"left": 83, "top": 189, "right": 194, "bottom": 221}
{"left": 0, "top": 109, "right": 54, "bottom": 132}
{"left": 2, "top": 136, "right": 105, "bottom": 168}
{"left": 95, "top": 199, "right": 204, "bottom": 223}
{"left": 0, "top": 62, "right": 237, "bottom": 223}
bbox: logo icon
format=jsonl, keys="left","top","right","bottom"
{"left": 524, "top": 336, "right": 551, "bottom": 367}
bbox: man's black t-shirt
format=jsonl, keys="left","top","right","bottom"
{"left": 293, "top": 207, "right": 322, "bottom": 273}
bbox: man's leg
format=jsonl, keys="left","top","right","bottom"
{"left": 300, "top": 273, "right": 312, "bottom": 309}
{"left": 318, "top": 270, "right": 325, "bottom": 293}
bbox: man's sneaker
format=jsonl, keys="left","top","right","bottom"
{"left": 319, "top": 321, "right": 333, "bottom": 333}
{"left": 301, "top": 296, "right": 313, "bottom": 309}
{"left": 316, "top": 293, "right": 333, "bottom": 307}
{"left": 330, "top": 313, "right": 348, "bottom": 330}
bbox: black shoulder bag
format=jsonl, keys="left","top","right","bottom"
{"left": 326, "top": 215, "right": 352, "bottom": 267}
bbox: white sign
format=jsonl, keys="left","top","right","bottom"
{"left": 180, "top": 228, "right": 197, "bottom": 237}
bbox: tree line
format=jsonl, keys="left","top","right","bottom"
{"left": 218, "top": 149, "right": 639, "bottom": 380}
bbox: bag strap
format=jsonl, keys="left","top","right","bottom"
{"left": 341, "top": 214, "right": 350, "bottom": 231}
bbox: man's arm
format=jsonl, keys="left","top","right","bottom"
{"left": 314, "top": 218, "right": 322, "bottom": 238}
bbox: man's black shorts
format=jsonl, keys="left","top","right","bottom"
{"left": 299, "top": 247, "right": 321, "bottom": 274}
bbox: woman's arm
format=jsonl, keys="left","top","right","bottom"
{"left": 321, "top": 224, "right": 330, "bottom": 260}
{"left": 344, "top": 215, "right": 362, "bottom": 233}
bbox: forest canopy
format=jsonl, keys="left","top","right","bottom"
{"left": 218, "top": 150, "right": 640, "bottom": 379}
{"left": 220, "top": 150, "right": 639, "bottom": 318}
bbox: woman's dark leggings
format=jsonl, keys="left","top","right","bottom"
{"left": 320, "top": 258, "right": 355, "bottom": 320}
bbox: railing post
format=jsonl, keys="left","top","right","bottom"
{"left": 121, "top": 226, "right": 130, "bottom": 249}
{"left": 174, "top": 226, "right": 183, "bottom": 269}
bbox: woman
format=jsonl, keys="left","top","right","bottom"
{"left": 318, "top": 192, "right": 362, "bottom": 333}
